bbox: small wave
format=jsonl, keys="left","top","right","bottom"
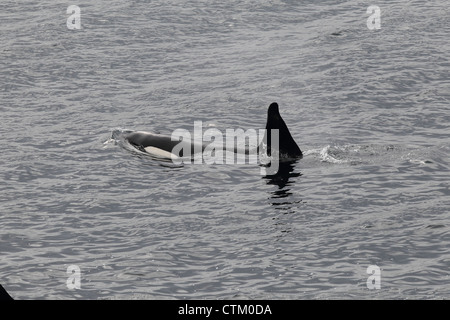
{"left": 408, "top": 159, "right": 433, "bottom": 165}
{"left": 319, "top": 145, "right": 348, "bottom": 164}
{"left": 303, "top": 144, "right": 411, "bottom": 165}
{"left": 110, "top": 128, "right": 134, "bottom": 141}
{"left": 102, "top": 128, "right": 133, "bottom": 150}
{"left": 304, "top": 145, "right": 350, "bottom": 164}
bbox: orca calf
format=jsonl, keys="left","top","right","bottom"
{"left": 124, "top": 102, "right": 302, "bottom": 160}
{"left": 0, "top": 284, "right": 13, "bottom": 300}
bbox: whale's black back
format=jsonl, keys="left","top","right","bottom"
{"left": 264, "top": 102, "right": 302, "bottom": 158}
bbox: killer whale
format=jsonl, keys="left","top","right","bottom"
{"left": 124, "top": 102, "right": 302, "bottom": 159}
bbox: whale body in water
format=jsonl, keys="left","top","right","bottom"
{"left": 124, "top": 102, "right": 302, "bottom": 160}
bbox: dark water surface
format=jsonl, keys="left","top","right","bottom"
{"left": 1, "top": 1, "right": 449, "bottom": 299}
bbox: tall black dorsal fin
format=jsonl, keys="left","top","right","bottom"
{"left": 265, "top": 102, "right": 302, "bottom": 158}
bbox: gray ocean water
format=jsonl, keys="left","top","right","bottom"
{"left": 1, "top": 0, "right": 449, "bottom": 300}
